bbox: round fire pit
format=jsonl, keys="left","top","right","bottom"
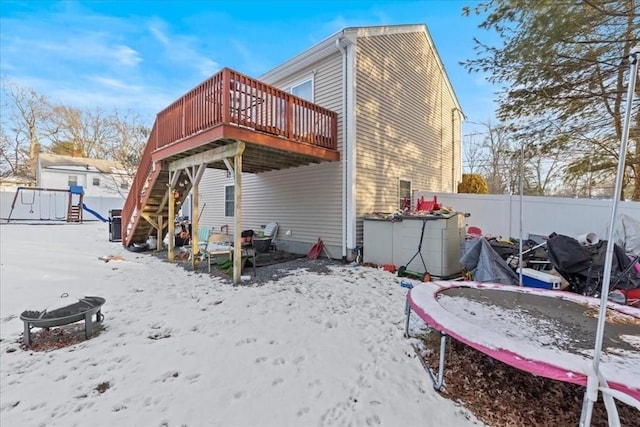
{"left": 20, "top": 296, "right": 106, "bottom": 346}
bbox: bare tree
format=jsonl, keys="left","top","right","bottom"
{"left": 47, "top": 106, "right": 115, "bottom": 158}
{"left": 0, "top": 79, "right": 53, "bottom": 178}
{"left": 462, "top": 133, "right": 485, "bottom": 174}
{"left": 101, "top": 110, "right": 148, "bottom": 198}
{"left": 1, "top": 79, "right": 150, "bottom": 192}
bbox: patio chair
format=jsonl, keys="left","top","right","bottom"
{"left": 262, "top": 222, "right": 279, "bottom": 252}
{"left": 206, "top": 233, "right": 232, "bottom": 273}
{"left": 185, "top": 227, "right": 212, "bottom": 261}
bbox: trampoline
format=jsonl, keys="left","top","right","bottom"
{"left": 405, "top": 281, "right": 640, "bottom": 404}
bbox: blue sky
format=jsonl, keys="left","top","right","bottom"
{"left": 0, "top": 0, "right": 498, "bottom": 136}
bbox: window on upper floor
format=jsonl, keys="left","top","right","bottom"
{"left": 289, "top": 78, "right": 313, "bottom": 102}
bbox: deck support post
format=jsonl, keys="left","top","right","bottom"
{"left": 233, "top": 144, "right": 245, "bottom": 285}
{"left": 189, "top": 164, "right": 206, "bottom": 270}
{"left": 167, "top": 171, "right": 176, "bottom": 262}
{"left": 157, "top": 215, "right": 164, "bottom": 251}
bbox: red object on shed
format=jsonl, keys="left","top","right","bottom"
{"left": 416, "top": 195, "right": 441, "bottom": 212}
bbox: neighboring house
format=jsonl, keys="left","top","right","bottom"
{"left": 37, "top": 153, "right": 131, "bottom": 198}
{"left": 0, "top": 174, "right": 34, "bottom": 191}
{"left": 197, "top": 24, "right": 463, "bottom": 259}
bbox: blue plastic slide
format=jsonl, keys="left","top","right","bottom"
{"left": 82, "top": 203, "right": 108, "bottom": 222}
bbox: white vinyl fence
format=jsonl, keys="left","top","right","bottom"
{"left": 0, "top": 188, "right": 124, "bottom": 222}
{"left": 417, "top": 192, "right": 640, "bottom": 242}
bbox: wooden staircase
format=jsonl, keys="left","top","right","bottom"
{"left": 123, "top": 161, "right": 192, "bottom": 246}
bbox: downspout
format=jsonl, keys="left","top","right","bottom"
{"left": 336, "top": 36, "right": 348, "bottom": 261}
{"left": 451, "top": 108, "right": 464, "bottom": 192}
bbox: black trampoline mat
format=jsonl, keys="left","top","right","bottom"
{"left": 438, "top": 288, "right": 640, "bottom": 354}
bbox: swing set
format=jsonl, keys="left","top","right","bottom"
{"left": 6, "top": 186, "right": 85, "bottom": 223}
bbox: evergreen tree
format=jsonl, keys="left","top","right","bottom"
{"left": 463, "top": 0, "right": 639, "bottom": 199}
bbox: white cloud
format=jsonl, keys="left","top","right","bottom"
{"left": 91, "top": 76, "right": 142, "bottom": 92}
{"left": 113, "top": 45, "right": 142, "bottom": 66}
{"left": 149, "top": 20, "right": 170, "bottom": 47}
{"left": 147, "top": 18, "right": 219, "bottom": 78}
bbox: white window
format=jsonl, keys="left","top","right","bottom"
{"left": 399, "top": 180, "right": 411, "bottom": 210}
{"left": 92, "top": 177, "right": 100, "bottom": 186}
{"left": 289, "top": 78, "right": 313, "bottom": 102}
{"left": 287, "top": 77, "right": 314, "bottom": 138}
{"left": 224, "top": 185, "right": 235, "bottom": 217}
{"left": 68, "top": 176, "right": 78, "bottom": 187}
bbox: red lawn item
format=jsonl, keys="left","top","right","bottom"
{"left": 307, "top": 238, "right": 324, "bottom": 260}
{"left": 621, "top": 288, "right": 640, "bottom": 307}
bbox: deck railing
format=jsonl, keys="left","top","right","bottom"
{"left": 122, "top": 67, "right": 338, "bottom": 244}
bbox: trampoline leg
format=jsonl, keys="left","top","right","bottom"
{"left": 412, "top": 331, "right": 447, "bottom": 391}
{"left": 404, "top": 298, "right": 411, "bottom": 338}
{"left": 431, "top": 332, "right": 447, "bottom": 391}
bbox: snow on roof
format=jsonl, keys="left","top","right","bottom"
{"left": 38, "top": 153, "right": 126, "bottom": 175}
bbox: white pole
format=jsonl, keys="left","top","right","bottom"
{"left": 518, "top": 141, "right": 524, "bottom": 286}
{"left": 579, "top": 45, "right": 639, "bottom": 427}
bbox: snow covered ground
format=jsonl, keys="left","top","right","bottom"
{"left": 0, "top": 222, "right": 481, "bottom": 427}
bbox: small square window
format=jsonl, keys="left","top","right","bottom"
{"left": 92, "top": 178, "right": 100, "bottom": 186}
{"left": 289, "top": 78, "right": 313, "bottom": 102}
{"left": 68, "top": 176, "right": 78, "bottom": 187}
{"left": 120, "top": 182, "right": 128, "bottom": 189}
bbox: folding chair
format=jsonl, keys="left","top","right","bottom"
{"left": 206, "top": 233, "right": 232, "bottom": 273}
{"left": 185, "top": 227, "right": 212, "bottom": 262}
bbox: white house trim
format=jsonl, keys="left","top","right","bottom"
{"left": 345, "top": 41, "right": 357, "bottom": 255}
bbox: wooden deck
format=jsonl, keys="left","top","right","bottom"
{"left": 122, "top": 68, "right": 339, "bottom": 247}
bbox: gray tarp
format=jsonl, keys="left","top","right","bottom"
{"left": 612, "top": 213, "right": 640, "bottom": 257}
{"left": 460, "top": 238, "right": 519, "bottom": 286}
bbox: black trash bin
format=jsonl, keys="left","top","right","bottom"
{"left": 109, "top": 209, "right": 122, "bottom": 242}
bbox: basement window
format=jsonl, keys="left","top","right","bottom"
{"left": 224, "top": 185, "right": 235, "bottom": 217}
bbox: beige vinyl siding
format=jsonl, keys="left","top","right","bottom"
{"left": 355, "top": 31, "right": 462, "bottom": 219}
{"left": 198, "top": 51, "right": 345, "bottom": 255}
{"left": 199, "top": 162, "right": 342, "bottom": 254}
{"left": 267, "top": 52, "right": 344, "bottom": 151}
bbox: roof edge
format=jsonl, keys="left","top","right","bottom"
{"left": 258, "top": 24, "right": 462, "bottom": 114}
{"left": 259, "top": 24, "right": 425, "bottom": 84}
